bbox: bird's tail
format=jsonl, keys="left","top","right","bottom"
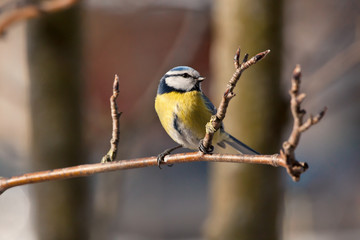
{"left": 222, "top": 133, "right": 259, "bottom": 155}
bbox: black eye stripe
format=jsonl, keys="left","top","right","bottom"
{"left": 165, "top": 73, "right": 193, "bottom": 78}
{"left": 182, "top": 73, "right": 190, "bottom": 78}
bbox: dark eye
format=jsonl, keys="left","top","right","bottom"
{"left": 182, "top": 73, "right": 191, "bottom": 78}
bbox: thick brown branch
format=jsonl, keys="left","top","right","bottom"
{"left": 201, "top": 48, "right": 270, "bottom": 152}
{"left": 101, "top": 75, "right": 121, "bottom": 163}
{"left": 0, "top": 152, "right": 284, "bottom": 195}
{"left": 0, "top": 0, "right": 79, "bottom": 36}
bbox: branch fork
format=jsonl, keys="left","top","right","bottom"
{"left": 201, "top": 51, "right": 326, "bottom": 182}
{"left": 280, "top": 65, "right": 327, "bottom": 181}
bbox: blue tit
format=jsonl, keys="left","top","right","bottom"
{"left": 155, "top": 66, "right": 258, "bottom": 166}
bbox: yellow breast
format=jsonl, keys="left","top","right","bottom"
{"left": 155, "top": 91, "right": 221, "bottom": 148}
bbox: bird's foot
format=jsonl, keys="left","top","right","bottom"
{"left": 156, "top": 145, "right": 182, "bottom": 169}
{"left": 157, "top": 152, "right": 173, "bottom": 169}
{"left": 199, "top": 140, "right": 214, "bottom": 154}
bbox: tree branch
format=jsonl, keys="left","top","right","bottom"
{"left": 101, "top": 75, "right": 121, "bottom": 163}
{"left": 0, "top": 152, "right": 284, "bottom": 195}
{"left": 0, "top": 0, "right": 79, "bottom": 36}
{"left": 201, "top": 48, "right": 270, "bottom": 152}
{"left": 281, "top": 65, "right": 327, "bottom": 181}
{"left": 0, "top": 49, "right": 327, "bottom": 195}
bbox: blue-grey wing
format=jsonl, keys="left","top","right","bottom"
{"left": 201, "top": 93, "right": 217, "bottom": 115}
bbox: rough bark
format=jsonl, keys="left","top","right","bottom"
{"left": 205, "top": 0, "right": 286, "bottom": 239}
{"left": 27, "top": 4, "right": 90, "bottom": 240}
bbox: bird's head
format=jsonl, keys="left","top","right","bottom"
{"left": 158, "top": 66, "right": 205, "bottom": 93}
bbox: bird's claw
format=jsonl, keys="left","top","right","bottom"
{"left": 156, "top": 145, "right": 182, "bottom": 169}
{"left": 199, "top": 140, "right": 214, "bottom": 154}
{"left": 156, "top": 152, "right": 173, "bottom": 169}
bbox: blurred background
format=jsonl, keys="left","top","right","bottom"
{"left": 0, "top": 0, "right": 359, "bottom": 239}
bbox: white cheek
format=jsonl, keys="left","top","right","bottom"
{"left": 166, "top": 77, "right": 195, "bottom": 91}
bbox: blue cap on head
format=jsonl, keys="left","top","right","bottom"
{"left": 158, "top": 66, "right": 202, "bottom": 94}
{"left": 170, "top": 66, "right": 193, "bottom": 72}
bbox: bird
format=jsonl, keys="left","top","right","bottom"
{"left": 155, "top": 66, "right": 258, "bottom": 167}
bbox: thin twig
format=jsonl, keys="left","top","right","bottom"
{"left": 280, "top": 65, "right": 327, "bottom": 181}
{"left": 201, "top": 48, "right": 270, "bottom": 152}
{"left": 101, "top": 75, "right": 121, "bottom": 163}
{"left": 0, "top": 0, "right": 79, "bottom": 36}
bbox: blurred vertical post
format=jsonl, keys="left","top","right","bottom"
{"left": 205, "top": 0, "right": 285, "bottom": 239}
{"left": 27, "top": 4, "right": 90, "bottom": 240}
